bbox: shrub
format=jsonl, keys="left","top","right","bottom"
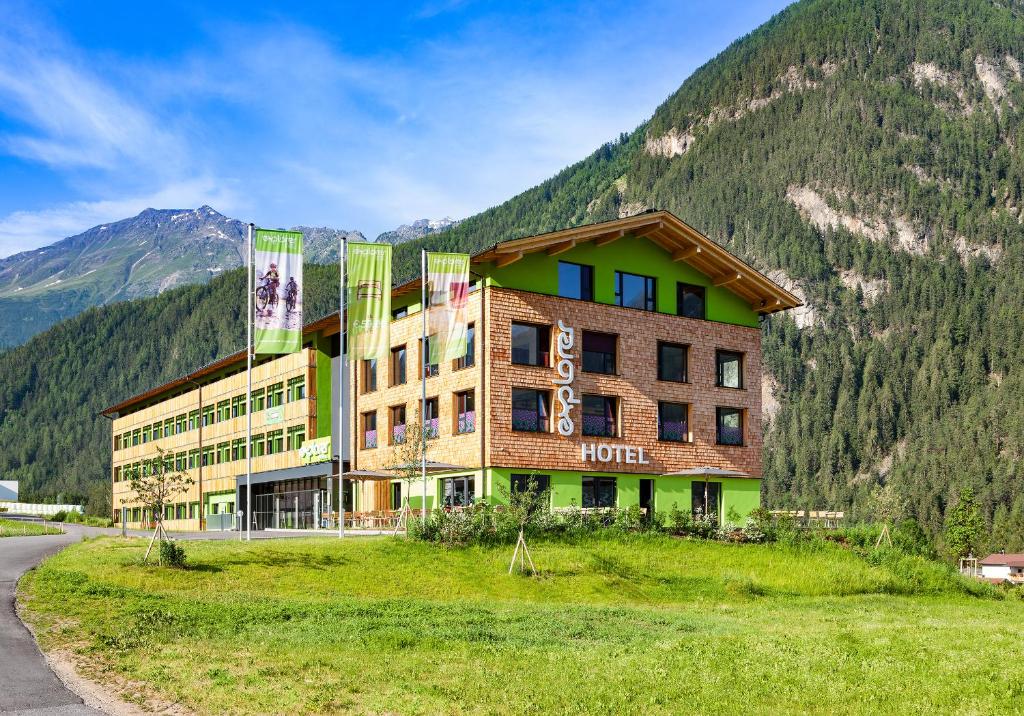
{"left": 64, "top": 511, "right": 83, "bottom": 524}
{"left": 159, "top": 540, "right": 187, "bottom": 568}
{"left": 52, "top": 510, "right": 67, "bottom": 522}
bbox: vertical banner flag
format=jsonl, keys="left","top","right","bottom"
{"left": 427, "top": 252, "right": 470, "bottom": 363}
{"left": 254, "top": 229, "right": 303, "bottom": 354}
{"left": 347, "top": 243, "right": 392, "bottom": 360}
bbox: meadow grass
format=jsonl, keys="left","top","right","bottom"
{"left": 0, "top": 517, "right": 62, "bottom": 536}
{"left": 18, "top": 534, "right": 1024, "bottom": 715}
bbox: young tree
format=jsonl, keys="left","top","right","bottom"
{"left": 385, "top": 419, "right": 430, "bottom": 531}
{"left": 943, "top": 487, "right": 986, "bottom": 560}
{"left": 124, "top": 446, "right": 194, "bottom": 564}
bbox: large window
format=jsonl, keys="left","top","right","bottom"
{"left": 287, "top": 377, "right": 306, "bottom": 402}
{"left": 582, "top": 331, "right": 616, "bottom": 374}
{"left": 582, "top": 395, "right": 618, "bottom": 437}
{"left": 390, "top": 345, "right": 407, "bottom": 386}
{"left": 582, "top": 476, "right": 616, "bottom": 508}
{"left": 511, "top": 322, "right": 550, "bottom": 366}
{"left": 692, "top": 481, "right": 721, "bottom": 520}
{"left": 716, "top": 407, "right": 744, "bottom": 446}
{"left": 442, "top": 476, "right": 475, "bottom": 508}
{"left": 390, "top": 405, "right": 407, "bottom": 445}
{"left": 361, "top": 359, "right": 378, "bottom": 393}
{"left": 455, "top": 323, "right": 475, "bottom": 370}
{"left": 558, "top": 261, "right": 594, "bottom": 301}
{"left": 362, "top": 411, "right": 377, "bottom": 449}
{"left": 658, "top": 342, "right": 688, "bottom": 383}
{"left": 510, "top": 473, "right": 551, "bottom": 498}
{"left": 677, "top": 283, "right": 706, "bottom": 319}
{"left": 424, "top": 397, "right": 440, "bottom": 439}
{"left": 615, "top": 271, "right": 656, "bottom": 311}
{"left": 716, "top": 350, "right": 744, "bottom": 389}
{"left": 511, "top": 388, "right": 550, "bottom": 432}
{"left": 658, "top": 402, "right": 689, "bottom": 442}
{"left": 455, "top": 390, "right": 475, "bottom": 434}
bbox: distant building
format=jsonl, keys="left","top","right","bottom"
{"left": 0, "top": 480, "right": 17, "bottom": 502}
{"left": 979, "top": 553, "right": 1024, "bottom": 584}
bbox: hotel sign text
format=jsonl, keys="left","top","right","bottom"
{"left": 553, "top": 319, "right": 580, "bottom": 436}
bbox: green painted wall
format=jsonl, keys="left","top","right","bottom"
{"left": 480, "top": 233, "right": 760, "bottom": 328}
{"left": 314, "top": 334, "right": 332, "bottom": 439}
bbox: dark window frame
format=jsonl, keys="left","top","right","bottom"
{"left": 716, "top": 407, "right": 744, "bottom": 446}
{"left": 510, "top": 322, "right": 551, "bottom": 367}
{"left": 716, "top": 350, "right": 744, "bottom": 389}
{"left": 657, "top": 341, "right": 689, "bottom": 383}
{"left": 582, "top": 476, "right": 617, "bottom": 508}
{"left": 558, "top": 260, "right": 595, "bottom": 301}
{"left": 581, "top": 394, "right": 619, "bottom": 438}
{"left": 614, "top": 271, "right": 656, "bottom": 311}
{"left": 454, "top": 323, "right": 476, "bottom": 370}
{"left": 582, "top": 330, "right": 617, "bottom": 375}
{"left": 658, "top": 401, "right": 689, "bottom": 443}
{"left": 511, "top": 388, "right": 550, "bottom": 433}
{"left": 390, "top": 345, "right": 407, "bottom": 386}
{"left": 677, "top": 282, "right": 706, "bottom": 320}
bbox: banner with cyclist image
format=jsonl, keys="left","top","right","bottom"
{"left": 253, "top": 229, "right": 303, "bottom": 354}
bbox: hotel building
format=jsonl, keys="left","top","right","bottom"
{"left": 103, "top": 211, "right": 799, "bottom": 529}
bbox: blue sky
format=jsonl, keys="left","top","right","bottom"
{"left": 0, "top": 0, "right": 789, "bottom": 257}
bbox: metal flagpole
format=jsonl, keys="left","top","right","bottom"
{"left": 421, "top": 249, "right": 428, "bottom": 524}
{"left": 246, "top": 223, "right": 254, "bottom": 542}
{"left": 339, "top": 236, "right": 347, "bottom": 538}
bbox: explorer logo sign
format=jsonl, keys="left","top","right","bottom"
{"left": 552, "top": 319, "right": 580, "bottom": 436}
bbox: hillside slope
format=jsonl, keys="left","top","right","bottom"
{"left": 4, "top": 0, "right": 1024, "bottom": 547}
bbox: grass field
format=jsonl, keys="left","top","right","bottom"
{"left": 0, "top": 517, "right": 62, "bottom": 536}
{"left": 17, "top": 535, "right": 1024, "bottom": 715}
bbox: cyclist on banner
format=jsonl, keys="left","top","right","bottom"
{"left": 285, "top": 276, "right": 299, "bottom": 312}
{"left": 258, "top": 263, "right": 280, "bottom": 315}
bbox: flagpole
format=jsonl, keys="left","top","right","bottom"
{"left": 246, "top": 223, "right": 254, "bottom": 542}
{"left": 339, "top": 235, "right": 347, "bottom": 539}
{"left": 421, "top": 249, "right": 428, "bottom": 524}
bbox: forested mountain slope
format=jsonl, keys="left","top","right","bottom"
{"left": 4, "top": 0, "right": 1024, "bottom": 548}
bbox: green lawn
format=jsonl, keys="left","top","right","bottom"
{"left": 17, "top": 535, "right": 1024, "bottom": 715}
{"left": 0, "top": 517, "right": 62, "bottom": 536}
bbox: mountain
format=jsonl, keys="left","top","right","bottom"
{"left": 376, "top": 217, "right": 461, "bottom": 245}
{"left": 5, "top": 0, "right": 1024, "bottom": 549}
{"left": 0, "top": 208, "right": 364, "bottom": 347}
{"left": 296, "top": 226, "right": 368, "bottom": 264}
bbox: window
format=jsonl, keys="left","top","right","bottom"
{"left": 216, "top": 400, "right": 231, "bottom": 422}
{"left": 454, "top": 323, "right": 475, "bottom": 370}
{"left": 250, "top": 434, "right": 266, "bottom": 458}
{"left": 392, "top": 306, "right": 409, "bottom": 320}
{"left": 391, "top": 482, "right": 403, "bottom": 510}
{"left": 250, "top": 388, "right": 266, "bottom": 413}
{"left": 716, "top": 407, "right": 744, "bottom": 446}
{"left": 582, "top": 331, "right": 616, "bottom": 374}
{"left": 113, "top": 466, "right": 121, "bottom": 482}
{"left": 231, "top": 438, "right": 246, "bottom": 461}
{"left": 287, "top": 377, "right": 306, "bottom": 402}
{"left": 658, "top": 402, "right": 689, "bottom": 442}
{"left": 175, "top": 452, "right": 186, "bottom": 471}
{"left": 141, "top": 426, "right": 151, "bottom": 444}
{"left": 582, "top": 476, "right": 617, "bottom": 508}
{"left": 692, "top": 481, "right": 722, "bottom": 520}
{"left": 266, "top": 429, "right": 285, "bottom": 454}
{"left": 615, "top": 271, "right": 656, "bottom": 311}
{"left": 421, "top": 337, "right": 439, "bottom": 377}
{"left": 658, "top": 342, "right": 688, "bottom": 383}
{"left": 442, "top": 476, "right": 475, "bottom": 507}
{"left": 132, "top": 429, "right": 141, "bottom": 446}
{"left": 361, "top": 359, "right": 378, "bottom": 393}
{"left": 231, "top": 395, "right": 247, "bottom": 419}
{"left": 390, "top": 345, "right": 407, "bottom": 386}
{"left": 216, "top": 442, "right": 230, "bottom": 464}
{"left": 558, "top": 261, "right": 594, "bottom": 301}
{"left": 187, "top": 449, "right": 200, "bottom": 470}
{"left": 287, "top": 425, "right": 306, "bottom": 451}
{"left": 423, "top": 398, "right": 440, "bottom": 439}
{"left": 510, "top": 473, "right": 551, "bottom": 499}
{"left": 582, "top": 395, "right": 618, "bottom": 437}
{"left": 362, "top": 411, "right": 378, "bottom": 449}
{"left": 267, "top": 383, "right": 284, "bottom": 408}
{"left": 390, "top": 405, "right": 407, "bottom": 445}
{"left": 175, "top": 414, "right": 187, "bottom": 434}
{"left": 189, "top": 502, "right": 200, "bottom": 519}
{"left": 511, "top": 388, "right": 550, "bottom": 432}
{"left": 153, "top": 422, "right": 162, "bottom": 439}
{"left": 201, "top": 405, "right": 215, "bottom": 426}
{"left": 455, "top": 390, "right": 475, "bottom": 434}
{"left": 114, "top": 435, "right": 121, "bottom": 451}
{"left": 511, "top": 322, "right": 550, "bottom": 366}
{"left": 716, "top": 350, "right": 744, "bottom": 389}
{"left": 201, "top": 446, "right": 214, "bottom": 467}
{"left": 677, "top": 283, "right": 706, "bottom": 319}
{"left": 188, "top": 410, "right": 200, "bottom": 431}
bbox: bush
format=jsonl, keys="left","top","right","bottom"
{"left": 64, "top": 511, "right": 83, "bottom": 524}
{"left": 159, "top": 540, "right": 187, "bottom": 568}
{"left": 52, "top": 510, "right": 67, "bottom": 522}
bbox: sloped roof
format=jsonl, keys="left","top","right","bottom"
{"left": 980, "top": 553, "right": 1024, "bottom": 567}
{"left": 394, "top": 210, "right": 802, "bottom": 314}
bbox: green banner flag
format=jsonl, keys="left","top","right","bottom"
{"left": 253, "top": 229, "right": 303, "bottom": 354}
{"left": 347, "top": 242, "right": 392, "bottom": 360}
{"left": 427, "top": 252, "right": 470, "bottom": 363}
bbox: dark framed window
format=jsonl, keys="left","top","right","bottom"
{"left": 582, "top": 476, "right": 617, "bottom": 508}
{"left": 362, "top": 411, "right": 377, "bottom": 449}
{"left": 582, "top": 331, "right": 616, "bottom": 374}
{"left": 362, "top": 359, "right": 378, "bottom": 393}
{"left": 424, "top": 397, "right": 440, "bottom": 439}
{"left": 442, "top": 476, "right": 475, "bottom": 508}
{"left": 511, "top": 388, "right": 550, "bottom": 432}
{"left": 716, "top": 350, "right": 744, "bottom": 389}
{"left": 558, "top": 261, "right": 594, "bottom": 301}
{"left": 391, "top": 482, "right": 403, "bottom": 510}
{"left": 421, "top": 337, "right": 439, "bottom": 377}
{"left": 455, "top": 390, "right": 475, "bottom": 434}
{"left": 510, "top": 473, "right": 551, "bottom": 496}
{"left": 657, "top": 342, "right": 688, "bottom": 383}
{"left": 716, "top": 407, "right": 744, "bottom": 446}
{"left": 677, "top": 283, "right": 706, "bottom": 319}
{"left": 390, "top": 404, "right": 407, "bottom": 445}
{"left": 392, "top": 306, "right": 409, "bottom": 320}
{"left": 658, "top": 402, "right": 689, "bottom": 442}
{"left": 511, "top": 322, "right": 550, "bottom": 366}
{"left": 455, "top": 323, "right": 475, "bottom": 370}
{"left": 391, "top": 345, "right": 407, "bottom": 386}
{"left": 582, "top": 395, "right": 618, "bottom": 437}
{"left": 615, "top": 271, "right": 656, "bottom": 311}
{"left": 692, "top": 481, "right": 722, "bottom": 521}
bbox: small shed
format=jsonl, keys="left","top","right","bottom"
{"left": 979, "top": 553, "right": 1024, "bottom": 584}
